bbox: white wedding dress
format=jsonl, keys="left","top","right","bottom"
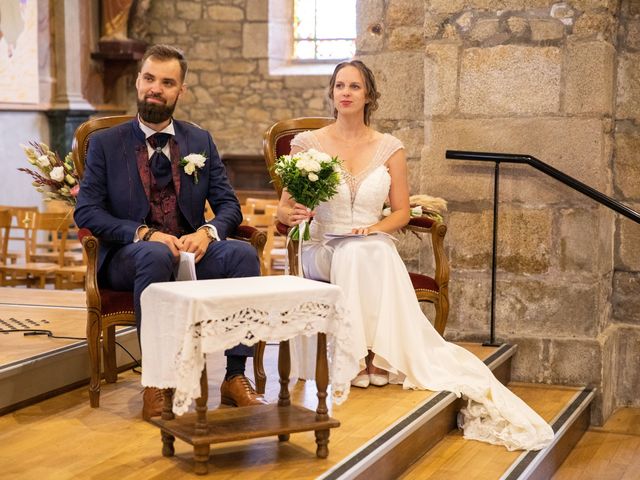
{"left": 290, "top": 131, "right": 554, "bottom": 451}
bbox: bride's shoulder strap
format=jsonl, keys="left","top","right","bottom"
{"left": 290, "top": 130, "right": 321, "bottom": 152}
{"left": 379, "top": 133, "right": 405, "bottom": 163}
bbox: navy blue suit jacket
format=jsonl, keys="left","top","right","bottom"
{"left": 74, "top": 118, "right": 242, "bottom": 272}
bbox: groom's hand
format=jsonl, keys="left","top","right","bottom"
{"left": 145, "top": 230, "right": 183, "bottom": 261}
{"left": 180, "top": 230, "right": 210, "bottom": 263}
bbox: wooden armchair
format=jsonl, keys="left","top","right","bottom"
{"left": 263, "top": 117, "right": 450, "bottom": 335}
{"left": 72, "top": 115, "right": 268, "bottom": 407}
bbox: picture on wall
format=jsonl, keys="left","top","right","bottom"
{"left": 0, "top": 0, "right": 38, "bottom": 104}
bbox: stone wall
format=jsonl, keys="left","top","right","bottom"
{"left": 128, "top": 0, "right": 330, "bottom": 154}
{"left": 358, "top": 0, "right": 639, "bottom": 423}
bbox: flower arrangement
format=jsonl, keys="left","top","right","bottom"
{"left": 273, "top": 148, "right": 341, "bottom": 240}
{"left": 180, "top": 153, "right": 207, "bottom": 184}
{"left": 19, "top": 142, "right": 80, "bottom": 207}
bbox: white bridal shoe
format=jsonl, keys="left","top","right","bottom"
{"left": 369, "top": 373, "right": 389, "bottom": 387}
{"left": 351, "top": 371, "right": 370, "bottom": 388}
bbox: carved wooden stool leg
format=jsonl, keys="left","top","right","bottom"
{"left": 161, "top": 389, "right": 175, "bottom": 457}
{"left": 193, "top": 365, "right": 210, "bottom": 474}
{"left": 278, "top": 340, "right": 291, "bottom": 442}
{"left": 315, "top": 333, "right": 330, "bottom": 458}
{"left": 253, "top": 340, "right": 267, "bottom": 394}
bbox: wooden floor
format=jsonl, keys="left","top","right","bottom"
{"left": 552, "top": 408, "right": 640, "bottom": 480}
{"left": 0, "top": 343, "right": 500, "bottom": 479}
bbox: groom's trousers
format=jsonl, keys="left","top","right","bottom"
{"left": 100, "top": 239, "right": 260, "bottom": 356}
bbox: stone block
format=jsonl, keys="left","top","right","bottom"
{"left": 421, "top": 118, "right": 609, "bottom": 203}
{"left": 200, "top": 72, "right": 222, "bottom": 86}
{"left": 616, "top": 52, "right": 640, "bottom": 121}
{"left": 424, "top": 42, "right": 459, "bottom": 116}
{"left": 573, "top": 12, "right": 616, "bottom": 42}
{"left": 626, "top": 18, "right": 640, "bottom": 50}
{"left": 246, "top": 0, "right": 267, "bottom": 21}
{"left": 614, "top": 126, "right": 640, "bottom": 200}
{"left": 424, "top": 12, "right": 446, "bottom": 40}
{"left": 617, "top": 213, "right": 640, "bottom": 271}
{"left": 386, "top": 0, "right": 424, "bottom": 27}
{"left": 167, "top": 19, "right": 187, "bottom": 35}
{"left": 388, "top": 27, "right": 424, "bottom": 50}
{"left": 469, "top": 18, "right": 501, "bottom": 43}
{"left": 356, "top": 0, "right": 385, "bottom": 53}
{"left": 176, "top": 1, "right": 201, "bottom": 20}
{"left": 558, "top": 206, "right": 615, "bottom": 275}
{"left": 444, "top": 271, "right": 491, "bottom": 337}
{"left": 390, "top": 126, "right": 423, "bottom": 158}
{"left": 548, "top": 338, "right": 602, "bottom": 386}
{"left": 447, "top": 210, "right": 493, "bottom": 270}
{"left": 496, "top": 278, "right": 599, "bottom": 337}
{"left": 422, "top": 118, "right": 610, "bottom": 207}
{"left": 220, "top": 60, "right": 256, "bottom": 74}
{"left": 571, "top": 0, "right": 619, "bottom": 12}
{"left": 612, "top": 327, "right": 640, "bottom": 406}
{"left": 358, "top": 53, "right": 423, "bottom": 120}
{"left": 508, "top": 336, "right": 549, "bottom": 384}
{"left": 189, "top": 20, "right": 241, "bottom": 36}
{"left": 459, "top": 46, "right": 561, "bottom": 115}
{"left": 496, "top": 208, "right": 553, "bottom": 274}
{"left": 565, "top": 41, "right": 615, "bottom": 115}
{"left": 530, "top": 19, "right": 565, "bottom": 41}
{"left": 206, "top": 6, "right": 244, "bottom": 21}
{"left": 507, "top": 17, "right": 529, "bottom": 38}
{"left": 192, "top": 86, "right": 214, "bottom": 104}
{"left": 283, "top": 76, "right": 330, "bottom": 89}
{"left": 613, "top": 272, "right": 640, "bottom": 324}
{"left": 243, "top": 23, "right": 268, "bottom": 58}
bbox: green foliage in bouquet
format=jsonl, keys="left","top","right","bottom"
{"left": 19, "top": 142, "right": 80, "bottom": 207}
{"left": 273, "top": 148, "right": 341, "bottom": 240}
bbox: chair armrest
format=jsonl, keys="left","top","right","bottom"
{"left": 231, "top": 225, "right": 267, "bottom": 274}
{"left": 78, "top": 228, "right": 101, "bottom": 312}
{"left": 405, "top": 216, "right": 449, "bottom": 293}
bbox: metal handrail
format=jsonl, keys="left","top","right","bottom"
{"left": 445, "top": 150, "right": 640, "bottom": 346}
{"left": 446, "top": 150, "right": 640, "bottom": 223}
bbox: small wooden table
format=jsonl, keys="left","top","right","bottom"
{"left": 140, "top": 275, "right": 349, "bottom": 475}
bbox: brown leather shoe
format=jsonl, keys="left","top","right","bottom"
{"left": 142, "top": 387, "right": 164, "bottom": 421}
{"left": 220, "top": 375, "right": 268, "bottom": 407}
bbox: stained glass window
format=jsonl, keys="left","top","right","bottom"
{"left": 293, "top": 0, "right": 356, "bottom": 61}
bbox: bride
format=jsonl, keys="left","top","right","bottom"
{"left": 276, "top": 60, "right": 554, "bottom": 451}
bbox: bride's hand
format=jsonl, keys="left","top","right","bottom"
{"left": 289, "top": 203, "right": 314, "bottom": 225}
{"left": 351, "top": 227, "right": 370, "bottom": 235}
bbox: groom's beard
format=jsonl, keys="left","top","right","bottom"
{"left": 137, "top": 94, "right": 178, "bottom": 124}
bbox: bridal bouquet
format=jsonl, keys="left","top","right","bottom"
{"left": 19, "top": 142, "right": 80, "bottom": 207}
{"left": 273, "top": 148, "right": 341, "bottom": 240}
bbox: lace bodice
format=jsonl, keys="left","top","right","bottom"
{"left": 291, "top": 131, "right": 404, "bottom": 240}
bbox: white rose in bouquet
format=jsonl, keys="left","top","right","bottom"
{"left": 50, "top": 166, "right": 65, "bottom": 181}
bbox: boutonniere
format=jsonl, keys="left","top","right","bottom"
{"left": 180, "top": 153, "right": 207, "bottom": 184}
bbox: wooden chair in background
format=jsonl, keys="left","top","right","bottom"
{"left": 263, "top": 117, "right": 450, "bottom": 335}
{"left": 72, "top": 115, "right": 268, "bottom": 407}
{"left": 0, "top": 211, "right": 71, "bottom": 289}
{"left": 0, "top": 210, "right": 11, "bottom": 276}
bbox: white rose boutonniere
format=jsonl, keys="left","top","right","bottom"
{"left": 180, "top": 153, "right": 207, "bottom": 184}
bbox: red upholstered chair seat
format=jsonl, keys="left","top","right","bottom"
{"left": 99, "top": 289, "right": 135, "bottom": 316}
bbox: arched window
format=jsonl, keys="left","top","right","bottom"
{"left": 269, "top": 0, "right": 356, "bottom": 75}
{"left": 293, "top": 0, "right": 356, "bottom": 61}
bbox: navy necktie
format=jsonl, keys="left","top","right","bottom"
{"left": 147, "top": 133, "right": 173, "bottom": 188}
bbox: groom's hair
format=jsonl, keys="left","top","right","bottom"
{"left": 328, "top": 59, "right": 381, "bottom": 125}
{"left": 140, "top": 44, "right": 188, "bottom": 82}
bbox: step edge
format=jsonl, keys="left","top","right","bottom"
{"left": 499, "top": 387, "right": 596, "bottom": 480}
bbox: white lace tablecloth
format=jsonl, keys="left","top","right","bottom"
{"left": 140, "top": 275, "right": 357, "bottom": 415}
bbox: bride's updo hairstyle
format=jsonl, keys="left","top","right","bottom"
{"left": 328, "top": 60, "right": 381, "bottom": 125}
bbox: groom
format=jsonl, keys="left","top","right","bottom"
{"left": 74, "top": 44, "right": 267, "bottom": 420}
